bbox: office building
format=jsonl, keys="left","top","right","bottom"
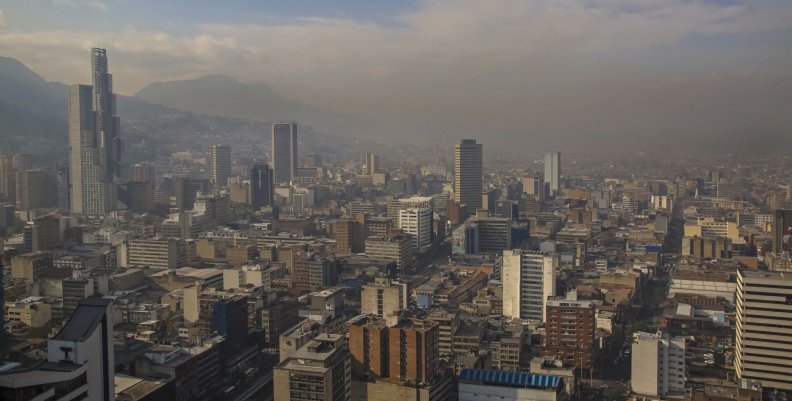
{"left": 349, "top": 316, "right": 390, "bottom": 380}
{"left": 250, "top": 162, "right": 274, "bottom": 209}
{"left": 735, "top": 270, "right": 792, "bottom": 391}
{"left": 23, "top": 215, "right": 61, "bottom": 252}
{"left": 62, "top": 278, "right": 95, "bottom": 319}
{"left": 332, "top": 218, "right": 365, "bottom": 255}
{"left": 772, "top": 209, "right": 792, "bottom": 253}
{"left": 454, "top": 139, "right": 483, "bottom": 210}
{"left": 274, "top": 333, "right": 351, "bottom": 401}
{"left": 131, "top": 162, "right": 156, "bottom": 184}
{"left": 173, "top": 176, "right": 209, "bottom": 211}
{"left": 69, "top": 48, "right": 121, "bottom": 215}
{"left": 209, "top": 144, "right": 231, "bottom": 188}
{"left": 272, "top": 122, "right": 298, "bottom": 184}
{"left": 361, "top": 278, "right": 408, "bottom": 317}
{"left": 459, "top": 369, "right": 565, "bottom": 401}
{"left": 17, "top": 169, "right": 57, "bottom": 211}
{"left": 365, "top": 152, "right": 380, "bottom": 175}
{"left": 398, "top": 207, "right": 433, "bottom": 254}
{"left": 631, "top": 331, "right": 686, "bottom": 398}
{"left": 365, "top": 234, "right": 415, "bottom": 274}
{"left": 543, "top": 297, "right": 596, "bottom": 370}
{"left": 0, "top": 297, "right": 115, "bottom": 401}
{"left": 125, "top": 238, "right": 187, "bottom": 269}
{"left": 502, "top": 250, "right": 557, "bottom": 322}
{"left": 452, "top": 211, "right": 512, "bottom": 255}
{"left": 544, "top": 151, "right": 561, "bottom": 197}
{"left": 10, "top": 251, "right": 53, "bottom": 282}
{"left": 388, "top": 317, "right": 440, "bottom": 383}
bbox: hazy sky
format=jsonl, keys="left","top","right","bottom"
{"left": 1, "top": 0, "right": 791, "bottom": 152}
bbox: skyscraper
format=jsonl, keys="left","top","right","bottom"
{"left": 272, "top": 122, "right": 298, "bottom": 184}
{"left": 209, "top": 144, "right": 231, "bottom": 188}
{"left": 69, "top": 48, "right": 121, "bottom": 215}
{"left": 364, "top": 152, "right": 380, "bottom": 175}
{"left": 250, "top": 162, "right": 274, "bottom": 210}
{"left": 502, "top": 250, "right": 557, "bottom": 322}
{"left": 544, "top": 151, "right": 561, "bottom": 197}
{"left": 454, "top": 139, "right": 483, "bottom": 210}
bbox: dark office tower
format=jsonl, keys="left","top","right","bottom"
{"left": 209, "top": 144, "right": 231, "bottom": 188}
{"left": 544, "top": 151, "right": 561, "bottom": 197}
{"left": 174, "top": 176, "right": 208, "bottom": 211}
{"left": 773, "top": 209, "right": 792, "bottom": 253}
{"left": 454, "top": 139, "right": 483, "bottom": 210}
{"left": 250, "top": 163, "right": 274, "bottom": 210}
{"left": 69, "top": 48, "right": 121, "bottom": 215}
{"left": 131, "top": 162, "right": 156, "bottom": 184}
{"left": 271, "top": 122, "right": 298, "bottom": 184}
{"left": 56, "top": 166, "right": 70, "bottom": 211}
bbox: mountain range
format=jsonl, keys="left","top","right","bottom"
{"left": 0, "top": 56, "right": 380, "bottom": 167}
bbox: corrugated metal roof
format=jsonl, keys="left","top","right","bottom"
{"left": 458, "top": 369, "right": 562, "bottom": 389}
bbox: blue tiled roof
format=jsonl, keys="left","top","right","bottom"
{"left": 458, "top": 369, "right": 562, "bottom": 389}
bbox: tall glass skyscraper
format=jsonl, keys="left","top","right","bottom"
{"left": 69, "top": 48, "right": 120, "bottom": 215}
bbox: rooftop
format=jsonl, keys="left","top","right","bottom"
{"left": 459, "top": 369, "right": 562, "bottom": 390}
{"left": 52, "top": 297, "right": 110, "bottom": 342}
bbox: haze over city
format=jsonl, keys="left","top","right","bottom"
{"left": 1, "top": 0, "right": 791, "bottom": 152}
{"left": 1, "top": 2, "right": 792, "bottom": 401}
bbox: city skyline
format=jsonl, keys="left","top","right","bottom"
{"left": 1, "top": 1, "right": 790, "bottom": 152}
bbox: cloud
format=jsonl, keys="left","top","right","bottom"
{"left": 53, "top": 0, "right": 107, "bottom": 11}
{"left": 0, "top": 0, "right": 791, "bottom": 151}
{"left": 0, "top": 9, "right": 5, "bottom": 28}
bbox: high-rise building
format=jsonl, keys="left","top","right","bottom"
{"left": 0, "top": 297, "right": 115, "bottom": 401}
{"left": 631, "top": 331, "right": 686, "bottom": 398}
{"left": 17, "top": 169, "right": 57, "bottom": 211}
{"left": 56, "top": 165, "right": 70, "bottom": 210}
{"left": 69, "top": 48, "right": 121, "bottom": 215}
{"left": 388, "top": 317, "right": 440, "bottom": 383}
{"left": 772, "top": 209, "right": 792, "bottom": 253}
{"left": 544, "top": 151, "right": 561, "bottom": 197}
{"left": 274, "top": 333, "right": 351, "bottom": 401}
{"left": 12, "top": 154, "right": 32, "bottom": 172}
{"left": 736, "top": 270, "right": 792, "bottom": 391}
{"left": 272, "top": 122, "right": 298, "bottom": 184}
{"left": 349, "top": 316, "right": 389, "bottom": 379}
{"left": 250, "top": 162, "right": 274, "bottom": 210}
{"left": 209, "top": 144, "right": 231, "bottom": 188}
{"left": 543, "top": 296, "right": 596, "bottom": 370}
{"left": 502, "top": 250, "right": 557, "bottom": 322}
{"left": 131, "top": 162, "right": 156, "bottom": 184}
{"left": 361, "top": 278, "right": 408, "bottom": 317}
{"left": 332, "top": 218, "right": 365, "bottom": 255}
{"left": 454, "top": 139, "right": 483, "bottom": 210}
{"left": 365, "top": 234, "right": 416, "bottom": 274}
{"left": 398, "top": 207, "right": 433, "bottom": 254}
{"left": 364, "top": 152, "right": 380, "bottom": 175}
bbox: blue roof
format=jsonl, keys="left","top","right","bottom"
{"left": 458, "top": 369, "right": 562, "bottom": 389}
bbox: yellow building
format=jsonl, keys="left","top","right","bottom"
{"left": 683, "top": 217, "right": 739, "bottom": 242}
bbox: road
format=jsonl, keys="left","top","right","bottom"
{"left": 231, "top": 372, "right": 272, "bottom": 401}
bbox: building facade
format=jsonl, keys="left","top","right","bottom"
{"left": 453, "top": 139, "right": 483, "bottom": 210}
{"left": 502, "top": 250, "right": 557, "bottom": 322}
{"left": 272, "top": 122, "right": 298, "bottom": 184}
{"left": 735, "top": 270, "right": 792, "bottom": 391}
